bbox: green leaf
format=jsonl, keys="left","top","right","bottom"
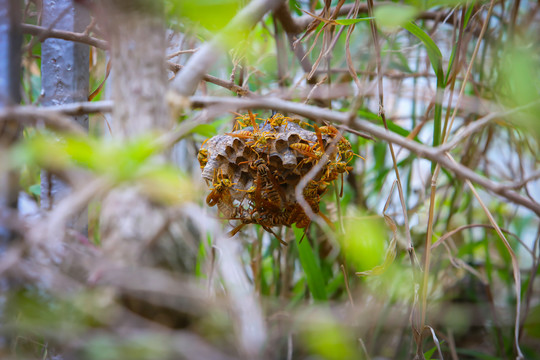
{"left": 387, "top": 121, "right": 422, "bottom": 143}
{"left": 403, "top": 21, "right": 443, "bottom": 84}
{"left": 294, "top": 226, "right": 327, "bottom": 301}
{"left": 166, "top": 0, "right": 241, "bottom": 32}
{"left": 341, "top": 211, "right": 386, "bottom": 273}
{"left": 191, "top": 124, "right": 219, "bottom": 138}
{"left": 424, "top": 345, "right": 437, "bottom": 360}
{"left": 64, "top": 136, "right": 97, "bottom": 169}
{"left": 12, "top": 135, "right": 70, "bottom": 170}
{"left": 428, "top": 0, "right": 470, "bottom": 7}
{"left": 359, "top": 108, "right": 422, "bottom": 143}
{"left": 357, "top": 108, "right": 382, "bottom": 122}
{"left": 374, "top": 5, "right": 418, "bottom": 28}
{"left": 334, "top": 17, "right": 374, "bottom": 26}
{"left": 28, "top": 184, "right": 41, "bottom": 196}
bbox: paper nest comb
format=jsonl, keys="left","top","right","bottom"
{"left": 198, "top": 112, "right": 359, "bottom": 243}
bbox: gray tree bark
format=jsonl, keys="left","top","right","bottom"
{"left": 98, "top": 1, "right": 186, "bottom": 268}
{"left": 0, "top": 0, "right": 22, "bottom": 248}
{"left": 40, "top": 0, "right": 89, "bottom": 231}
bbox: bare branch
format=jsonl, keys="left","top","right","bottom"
{"left": 21, "top": 23, "right": 108, "bottom": 49}
{"left": 440, "top": 100, "right": 540, "bottom": 152}
{"left": 188, "top": 96, "right": 540, "bottom": 216}
{"left": 167, "top": 63, "right": 253, "bottom": 96}
{"left": 9, "top": 96, "right": 540, "bottom": 216}
{"left": 0, "top": 105, "right": 87, "bottom": 134}
{"left": 0, "top": 100, "right": 114, "bottom": 116}
{"left": 502, "top": 169, "right": 540, "bottom": 190}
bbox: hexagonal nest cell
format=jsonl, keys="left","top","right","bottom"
{"left": 198, "top": 112, "right": 361, "bottom": 243}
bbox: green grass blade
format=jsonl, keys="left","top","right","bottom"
{"left": 403, "top": 21, "right": 443, "bottom": 82}
{"left": 403, "top": 21, "right": 445, "bottom": 158}
{"left": 335, "top": 17, "right": 374, "bottom": 26}
{"left": 294, "top": 226, "right": 327, "bottom": 301}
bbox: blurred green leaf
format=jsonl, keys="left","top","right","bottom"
{"left": 342, "top": 212, "right": 386, "bottom": 272}
{"left": 12, "top": 134, "right": 70, "bottom": 170}
{"left": 325, "top": 272, "right": 344, "bottom": 297}
{"left": 427, "top": 0, "right": 471, "bottom": 7}
{"left": 455, "top": 348, "right": 505, "bottom": 360}
{"left": 85, "top": 334, "right": 170, "bottom": 360}
{"left": 525, "top": 305, "right": 540, "bottom": 338}
{"left": 375, "top": 5, "right": 419, "bottom": 29}
{"left": 28, "top": 184, "right": 40, "bottom": 196}
{"left": 299, "top": 310, "right": 358, "bottom": 360}
{"left": 138, "top": 166, "right": 193, "bottom": 204}
{"left": 498, "top": 44, "right": 540, "bottom": 139}
{"left": 191, "top": 124, "right": 219, "bottom": 138}
{"left": 387, "top": 120, "right": 422, "bottom": 143}
{"left": 166, "top": 0, "right": 241, "bottom": 32}
{"left": 6, "top": 289, "right": 88, "bottom": 337}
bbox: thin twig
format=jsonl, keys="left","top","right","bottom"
{"left": 166, "top": 48, "right": 198, "bottom": 59}
{"left": 21, "top": 23, "right": 108, "bottom": 49}
{"left": 341, "top": 264, "right": 355, "bottom": 307}
{"left": 167, "top": 63, "right": 253, "bottom": 96}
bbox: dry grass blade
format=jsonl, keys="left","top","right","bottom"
{"left": 443, "top": 152, "right": 525, "bottom": 359}
{"left": 345, "top": 21, "right": 362, "bottom": 91}
{"left": 341, "top": 264, "right": 354, "bottom": 306}
{"left": 441, "top": 241, "right": 487, "bottom": 284}
{"left": 424, "top": 325, "right": 445, "bottom": 360}
{"left": 432, "top": 223, "right": 533, "bottom": 257}
{"left": 442, "top": 0, "right": 496, "bottom": 144}
{"left": 88, "top": 59, "right": 111, "bottom": 101}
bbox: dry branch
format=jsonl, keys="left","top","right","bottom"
{"left": 21, "top": 23, "right": 108, "bottom": 49}
{"left": 275, "top": 1, "right": 455, "bottom": 34}
{"left": 21, "top": 24, "right": 252, "bottom": 96}
{"left": 8, "top": 96, "right": 540, "bottom": 216}
{"left": 188, "top": 96, "right": 540, "bottom": 216}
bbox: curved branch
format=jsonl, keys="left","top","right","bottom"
{"left": 188, "top": 95, "right": 540, "bottom": 216}
{"left": 9, "top": 96, "right": 540, "bottom": 216}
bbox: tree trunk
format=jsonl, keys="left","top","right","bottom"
{"left": 40, "top": 0, "right": 90, "bottom": 232}
{"left": 98, "top": 1, "right": 183, "bottom": 268}
{"left": 0, "top": 0, "right": 22, "bottom": 249}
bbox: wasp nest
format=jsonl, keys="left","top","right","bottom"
{"left": 198, "top": 112, "right": 360, "bottom": 243}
